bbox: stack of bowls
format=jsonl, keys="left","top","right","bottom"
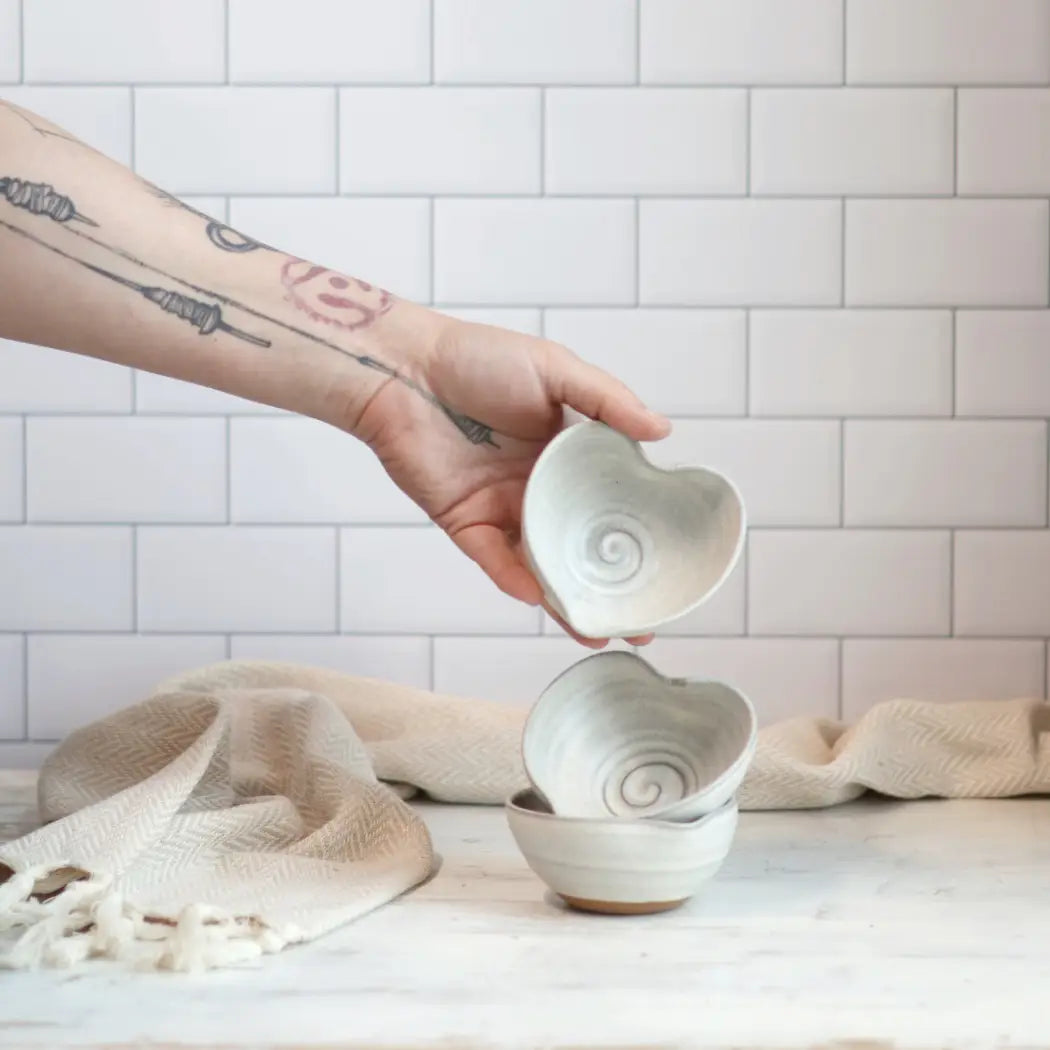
{"left": 507, "top": 421, "right": 755, "bottom": 914}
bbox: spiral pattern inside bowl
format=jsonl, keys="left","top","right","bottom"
{"left": 574, "top": 511, "right": 653, "bottom": 590}
{"left": 522, "top": 652, "right": 756, "bottom": 822}
{"left": 597, "top": 737, "right": 700, "bottom": 816}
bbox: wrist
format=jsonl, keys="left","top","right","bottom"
{"left": 310, "top": 297, "right": 448, "bottom": 438}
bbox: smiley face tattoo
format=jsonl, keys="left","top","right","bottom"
{"left": 280, "top": 258, "right": 393, "bottom": 332}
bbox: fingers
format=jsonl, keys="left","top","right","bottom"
{"left": 542, "top": 601, "right": 608, "bottom": 651}
{"left": 549, "top": 346, "right": 672, "bottom": 443}
{"left": 451, "top": 524, "right": 544, "bottom": 607}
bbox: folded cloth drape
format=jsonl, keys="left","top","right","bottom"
{"left": 2, "top": 660, "right": 1048, "bottom": 973}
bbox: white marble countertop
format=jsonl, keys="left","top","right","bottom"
{"left": 0, "top": 769, "right": 1047, "bottom": 1050}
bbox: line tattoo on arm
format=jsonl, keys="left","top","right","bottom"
{"left": 0, "top": 101, "right": 84, "bottom": 148}
{"left": 0, "top": 182, "right": 498, "bottom": 446}
{"left": 52, "top": 211, "right": 499, "bottom": 445}
{"left": 145, "top": 182, "right": 266, "bottom": 254}
{"left": 0, "top": 218, "right": 270, "bottom": 348}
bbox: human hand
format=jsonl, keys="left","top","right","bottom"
{"left": 351, "top": 313, "right": 671, "bottom": 648}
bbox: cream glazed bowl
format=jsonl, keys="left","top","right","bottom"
{"left": 522, "top": 651, "right": 756, "bottom": 823}
{"left": 521, "top": 420, "right": 745, "bottom": 640}
{"left": 506, "top": 788, "right": 739, "bottom": 914}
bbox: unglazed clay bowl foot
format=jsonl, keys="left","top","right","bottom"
{"left": 522, "top": 650, "right": 756, "bottom": 823}
{"left": 505, "top": 788, "right": 739, "bottom": 914}
{"left": 521, "top": 420, "right": 745, "bottom": 639}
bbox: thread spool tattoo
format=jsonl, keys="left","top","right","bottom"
{"left": 0, "top": 177, "right": 98, "bottom": 227}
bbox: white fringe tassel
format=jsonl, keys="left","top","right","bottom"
{"left": 0, "top": 866, "right": 288, "bottom": 972}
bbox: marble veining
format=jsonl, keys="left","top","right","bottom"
{"left": 0, "top": 771, "right": 1047, "bottom": 1050}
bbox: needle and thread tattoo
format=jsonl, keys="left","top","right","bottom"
{"left": 0, "top": 174, "right": 499, "bottom": 446}
{"left": 0, "top": 218, "right": 271, "bottom": 348}
{"left": 0, "top": 178, "right": 98, "bottom": 227}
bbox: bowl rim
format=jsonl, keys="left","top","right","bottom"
{"left": 520, "top": 420, "right": 747, "bottom": 639}
{"left": 520, "top": 650, "right": 757, "bottom": 820}
{"left": 505, "top": 786, "right": 740, "bottom": 832}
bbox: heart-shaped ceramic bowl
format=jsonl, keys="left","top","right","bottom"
{"left": 522, "top": 650, "right": 756, "bottom": 823}
{"left": 506, "top": 788, "right": 739, "bottom": 914}
{"left": 521, "top": 421, "right": 745, "bottom": 640}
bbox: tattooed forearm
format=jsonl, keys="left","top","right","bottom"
{"left": 206, "top": 223, "right": 262, "bottom": 253}
{"left": 0, "top": 101, "right": 83, "bottom": 148}
{"left": 0, "top": 177, "right": 98, "bottom": 227}
{"left": 2, "top": 173, "right": 497, "bottom": 446}
{"left": 0, "top": 218, "right": 271, "bottom": 348}
{"left": 53, "top": 217, "right": 498, "bottom": 445}
{"left": 273, "top": 263, "right": 497, "bottom": 441}
{"left": 145, "top": 182, "right": 266, "bottom": 254}
{"left": 281, "top": 261, "right": 392, "bottom": 332}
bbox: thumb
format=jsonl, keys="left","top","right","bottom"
{"left": 546, "top": 345, "right": 671, "bottom": 443}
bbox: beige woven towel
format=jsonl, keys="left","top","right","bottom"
{"left": 1, "top": 659, "right": 1049, "bottom": 972}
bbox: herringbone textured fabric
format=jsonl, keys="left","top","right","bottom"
{"left": 1, "top": 660, "right": 1048, "bottom": 972}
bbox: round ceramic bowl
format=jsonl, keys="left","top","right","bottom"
{"left": 521, "top": 420, "right": 745, "bottom": 640}
{"left": 505, "top": 788, "right": 739, "bottom": 914}
{"left": 522, "top": 650, "right": 756, "bottom": 823}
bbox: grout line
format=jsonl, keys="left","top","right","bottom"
{"left": 1045, "top": 419, "right": 1050, "bottom": 528}
{"left": 18, "top": 79, "right": 1050, "bottom": 90}
{"left": 7, "top": 410, "right": 1050, "bottom": 422}
{"left": 334, "top": 527, "right": 342, "bottom": 632}
{"left": 128, "top": 86, "right": 136, "bottom": 171}
{"left": 634, "top": 0, "right": 641, "bottom": 84}
{"left": 840, "top": 198, "right": 846, "bottom": 305}
{"left": 5, "top": 520, "right": 1048, "bottom": 532}
{"left": 1044, "top": 640, "right": 1049, "bottom": 700}
{"left": 745, "top": 89, "right": 751, "bottom": 195}
{"left": 836, "top": 637, "right": 843, "bottom": 720}
{"left": 122, "top": 189, "right": 1050, "bottom": 201}
{"left": 333, "top": 87, "right": 342, "bottom": 193}
{"left": 9, "top": 630, "right": 1050, "bottom": 643}
{"left": 743, "top": 310, "right": 751, "bottom": 415}
{"left": 20, "top": 415, "right": 26, "bottom": 522}
{"left": 952, "top": 87, "right": 958, "bottom": 194}
{"left": 539, "top": 88, "right": 546, "bottom": 193}
{"left": 428, "top": 196, "right": 436, "bottom": 303}
{"left": 224, "top": 417, "right": 231, "bottom": 523}
{"left": 840, "top": 0, "right": 847, "bottom": 84}
{"left": 21, "top": 632, "right": 28, "bottom": 739}
{"left": 633, "top": 197, "right": 640, "bottom": 306}
{"left": 429, "top": 0, "right": 435, "bottom": 83}
{"left": 130, "top": 526, "right": 138, "bottom": 631}
{"left": 224, "top": 634, "right": 232, "bottom": 660}
{"left": 838, "top": 418, "right": 846, "bottom": 526}
{"left": 742, "top": 536, "right": 750, "bottom": 635}
{"left": 223, "top": 0, "right": 230, "bottom": 84}
{"left": 948, "top": 530, "right": 955, "bottom": 636}
{"left": 949, "top": 309, "right": 957, "bottom": 416}
{"left": 17, "top": 0, "right": 23, "bottom": 82}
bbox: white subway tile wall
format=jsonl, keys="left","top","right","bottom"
{"left": 2, "top": 1, "right": 1049, "bottom": 758}
{"left": 0, "top": 1, "right": 19, "bottom": 83}
{"left": 0, "top": 636, "right": 24, "bottom": 739}
{"left": 0, "top": 419, "right": 23, "bottom": 522}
